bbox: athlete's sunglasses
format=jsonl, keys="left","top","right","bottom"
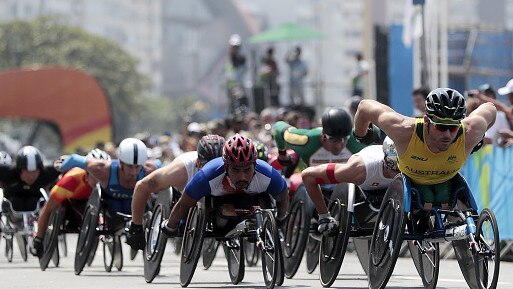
{"left": 428, "top": 117, "right": 461, "bottom": 133}
{"left": 324, "top": 134, "right": 347, "bottom": 144}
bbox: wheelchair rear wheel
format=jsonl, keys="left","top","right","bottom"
{"left": 113, "top": 235, "right": 123, "bottom": 271}
{"left": 319, "top": 198, "right": 351, "bottom": 287}
{"left": 103, "top": 235, "right": 115, "bottom": 272}
{"left": 261, "top": 210, "right": 280, "bottom": 289}
{"left": 40, "top": 209, "right": 63, "bottom": 271}
{"left": 224, "top": 236, "right": 245, "bottom": 284}
{"left": 180, "top": 204, "right": 206, "bottom": 287}
{"left": 306, "top": 235, "right": 320, "bottom": 274}
{"left": 283, "top": 199, "right": 310, "bottom": 278}
{"left": 474, "top": 208, "right": 500, "bottom": 289}
{"left": 74, "top": 204, "right": 99, "bottom": 275}
{"left": 368, "top": 175, "right": 406, "bottom": 289}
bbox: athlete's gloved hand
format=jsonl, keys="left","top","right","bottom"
{"left": 317, "top": 213, "right": 339, "bottom": 235}
{"left": 125, "top": 223, "right": 145, "bottom": 250}
{"left": 353, "top": 124, "right": 383, "bottom": 145}
{"left": 277, "top": 150, "right": 293, "bottom": 167}
{"left": 161, "top": 219, "right": 181, "bottom": 238}
{"left": 32, "top": 236, "right": 44, "bottom": 258}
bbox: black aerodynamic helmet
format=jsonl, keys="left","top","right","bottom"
{"left": 425, "top": 88, "right": 466, "bottom": 120}
{"left": 321, "top": 107, "right": 353, "bottom": 138}
{"left": 196, "top": 134, "right": 225, "bottom": 167}
{"left": 16, "top": 146, "right": 44, "bottom": 171}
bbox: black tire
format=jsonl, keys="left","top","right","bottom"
{"left": 283, "top": 199, "right": 310, "bottom": 278}
{"left": 86, "top": 237, "right": 99, "bottom": 266}
{"left": 40, "top": 209, "right": 63, "bottom": 271}
{"left": 275, "top": 237, "right": 285, "bottom": 286}
{"left": 223, "top": 237, "right": 245, "bottom": 284}
{"left": 59, "top": 234, "right": 68, "bottom": 257}
{"left": 144, "top": 204, "right": 168, "bottom": 283}
{"left": 51, "top": 245, "right": 60, "bottom": 267}
{"left": 243, "top": 238, "right": 259, "bottom": 267}
{"left": 408, "top": 240, "right": 440, "bottom": 289}
{"left": 5, "top": 234, "right": 13, "bottom": 262}
{"left": 113, "top": 235, "right": 123, "bottom": 271}
{"left": 130, "top": 248, "right": 138, "bottom": 260}
{"left": 180, "top": 204, "right": 206, "bottom": 287}
{"left": 474, "top": 208, "right": 500, "bottom": 289}
{"left": 16, "top": 234, "right": 28, "bottom": 262}
{"left": 74, "top": 204, "right": 99, "bottom": 275}
{"left": 261, "top": 211, "right": 279, "bottom": 289}
{"left": 368, "top": 175, "right": 406, "bottom": 289}
{"left": 202, "top": 238, "right": 219, "bottom": 270}
{"left": 319, "top": 198, "right": 351, "bottom": 287}
{"left": 103, "top": 235, "right": 114, "bottom": 272}
{"left": 306, "top": 235, "right": 320, "bottom": 274}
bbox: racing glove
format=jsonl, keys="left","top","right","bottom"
{"left": 125, "top": 223, "right": 145, "bottom": 251}
{"left": 353, "top": 123, "right": 383, "bottom": 145}
{"left": 32, "top": 236, "right": 44, "bottom": 258}
{"left": 160, "top": 219, "right": 180, "bottom": 238}
{"left": 317, "top": 213, "right": 339, "bottom": 235}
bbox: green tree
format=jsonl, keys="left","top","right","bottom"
{"left": 0, "top": 17, "right": 149, "bottom": 141}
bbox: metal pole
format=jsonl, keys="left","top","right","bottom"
{"left": 419, "top": 2, "right": 429, "bottom": 88}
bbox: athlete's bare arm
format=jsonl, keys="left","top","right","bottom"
{"left": 131, "top": 159, "right": 188, "bottom": 225}
{"left": 462, "top": 102, "right": 497, "bottom": 154}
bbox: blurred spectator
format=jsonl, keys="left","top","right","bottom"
{"left": 286, "top": 46, "right": 308, "bottom": 106}
{"left": 351, "top": 52, "right": 369, "bottom": 97}
{"left": 260, "top": 47, "right": 280, "bottom": 106}
{"left": 412, "top": 87, "right": 430, "bottom": 117}
{"left": 497, "top": 79, "right": 513, "bottom": 125}
{"left": 475, "top": 84, "right": 512, "bottom": 146}
{"left": 207, "top": 118, "right": 228, "bottom": 137}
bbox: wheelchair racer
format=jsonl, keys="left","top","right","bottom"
{"left": 160, "top": 134, "right": 289, "bottom": 236}
{"left": 56, "top": 138, "right": 159, "bottom": 230}
{"left": 353, "top": 88, "right": 495, "bottom": 212}
{"left": 0, "top": 146, "right": 59, "bottom": 213}
{"left": 302, "top": 137, "right": 400, "bottom": 234}
{"left": 31, "top": 149, "right": 111, "bottom": 257}
{"left": 126, "top": 134, "right": 225, "bottom": 250}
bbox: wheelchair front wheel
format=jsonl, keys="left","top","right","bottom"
{"left": 408, "top": 240, "right": 439, "bottom": 289}
{"left": 243, "top": 238, "right": 259, "bottom": 267}
{"left": 74, "top": 204, "right": 99, "bottom": 275}
{"left": 283, "top": 199, "right": 310, "bottom": 278}
{"left": 5, "top": 234, "right": 13, "bottom": 262}
{"left": 202, "top": 238, "right": 219, "bottom": 270}
{"left": 16, "top": 234, "right": 28, "bottom": 262}
{"left": 474, "top": 208, "right": 500, "bottom": 289}
{"left": 103, "top": 235, "right": 115, "bottom": 272}
{"left": 306, "top": 234, "right": 320, "bottom": 274}
{"left": 319, "top": 199, "right": 351, "bottom": 287}
{"left": 40, "top": 209, "right": 63, "bottom": 270}
{"left": 144, "top": 204, "right": 168, "bottom": 283}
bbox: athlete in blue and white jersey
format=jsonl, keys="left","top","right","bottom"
{"left": 161, "top": 134, "right": 289, "bottom": 235}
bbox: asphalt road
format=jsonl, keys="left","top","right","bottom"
{"left": 0, "top": 235, "right": 511, "bottom": 289}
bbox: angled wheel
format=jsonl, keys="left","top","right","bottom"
{"left": 180, "top": 203, "right": 206, "bottom": 287}
{"left": 223, "top": 236, "right": 245, "bottom": 284}
{"left": 5, "top": 233, "right": 13, "bottom": 262}
{"left": 103, "top": 235, "right": 115, "bottom": 272}
{"left": 275, "top": 236, "right": 285, "bottom": 286}
{"left": 306, "top": 235, "right": 320, "bottom": 273}
{"left": 319, "top": 198, "right": 351, "bottom": 287}
{"left": 51, "top": 245, "right": 60, "bottom": 267}
{"left": 408, "top": 240, "right": 439, "bottom": 289}
{"left": 144, "top": 204, "right": 168, "bottom": 282}
{"left": 283, "top": 199, "right": 310, "bottom": 278}
{"left": 474, "top": 208, "right": 500, "bottom": 289}
{"left": 40, "top": 209, "right": 64, "bottom": 270}
{"left": 368, "top": 175, "right": 406, "bottom": 289}
{"left": 74, "top": 203, "right": 99, "bottom": 275}
{"left": 58, "top": 234, "right": 68, "bottom": 257}
{"left": 202, "top": 238, "right": 220, "bottom": 269}
{"left": 261, "top": 210, "right": 280, "bottom": 289}
{"left": 86, "top": 237, "right": 99, "bottom": 266}
{"left": 243, "top": 239, "right": 259, "bottom": 267}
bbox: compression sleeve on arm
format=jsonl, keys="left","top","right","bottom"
{"left": 60, "top": 154, "right": 87, "bottom": 172}
{"left": 272, "top": 121, "right": 292, "bottom": 151}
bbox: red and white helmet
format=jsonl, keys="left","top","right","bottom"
{"left": 223, "top": 134, "right": 257, "bottom": 166}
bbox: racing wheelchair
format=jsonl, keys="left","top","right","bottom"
{"left": 74, "top": 184, "right": 136, "bottom": 275}
{"left": 368, "top": 173, "right": 500, "bottom": 289}
{"left": 314, "top": 182, "right": 387, "bottom": 287}
{"left": 179, "top": 194, "right": 284, "bottom": 289}
{"left": 1, "top": 194, "right": 46, "bottom": 263}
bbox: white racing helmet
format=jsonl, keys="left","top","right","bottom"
{"left": 86, "top": 148, "right": 111, "bottom": 161}
{"left": 383, "top": 136, "right": 399, "bottom": 171}
{"left": 118, "top": 138, "right": 148, "bottom": 166}
{"left": 229, "top": 34, "right": 242, "bottom": 46}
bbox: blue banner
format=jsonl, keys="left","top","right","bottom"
{"left": 462, "top": 145, "right": 513, "bottom": 240}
